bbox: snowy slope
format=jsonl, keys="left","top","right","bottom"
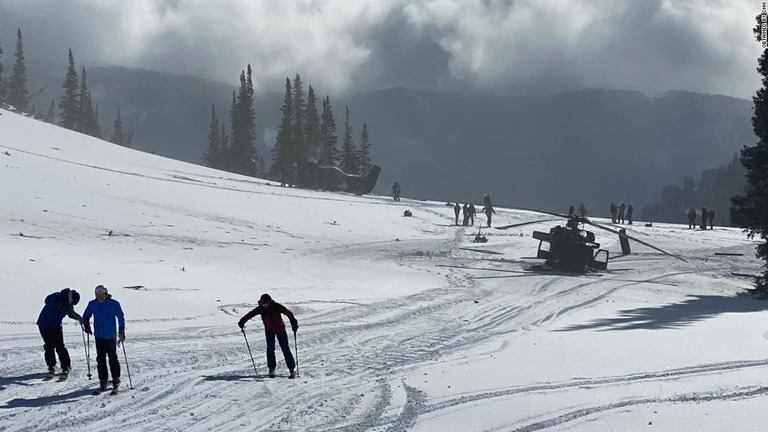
{"left": 1, "top": 109, "right": 767, "bottom": 432}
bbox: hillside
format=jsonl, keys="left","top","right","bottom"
{"left": 25, "top": 65, "right": 752, "bottom": 215}
{"left": 1, "top": 109, "right": 767, "bottom": 431}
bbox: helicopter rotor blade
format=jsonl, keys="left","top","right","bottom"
{"left": 581, "top": 219, "right": 688, "bottom": 263}
{"left": 495, "top": 218, "right": 562, "bottom": 230}
{"left": 507, "top": 207, "right": 571, "bottom": 219}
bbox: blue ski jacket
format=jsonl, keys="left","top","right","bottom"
{"left": 37, "top": 291, "right": 78, "bottom": 329}
{"left": 82, "top": 295, "right": 125, "bottom": 340}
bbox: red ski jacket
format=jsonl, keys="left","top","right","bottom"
{"left": 239, "top": 301, "right": 298, "bottom": 334}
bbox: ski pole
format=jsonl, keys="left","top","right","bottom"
{"left": 242, "top": 329, "right": 258, "bottom": 375}
{"left": 121, "top": 341, "right": 134, "bottom": 389}
{"left": 293, "top": 331, "right": 299, "bottom": 377}
{"left": 80, "top": 324, "right": 92, "bottom": 379}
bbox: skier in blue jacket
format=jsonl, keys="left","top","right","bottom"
{"left": 82, "top": 285, "right": 126, "bottom": 392}
{"left": 36, "top": 288, "right": 82, "bottom": 375}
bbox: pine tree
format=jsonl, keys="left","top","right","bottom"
{"left": 78, "top": 68, "right": 101, "bottom": 137}
{"left": 320, "top": 96, "right": 338, "bottom": 166}
{"left": 731, "top": 14, "right": 768, "bottom": 297}
{"left": 7, "top": 29, "right": 29, "bottom": 112}
{"left": 304, "top": 85, "right": 321, "bottom": 162}
{"left": 0, "top": 35, "right": 6, "bottom": 105}
{"left": 228, "top": 65, "right": 258, "bottom": 176}
{"left": 109, "top": 108, "right": 132, "bottom": 147}
{"left": 58, "top": 49, "right": 80, "bottom": 130}
{"left": 220, "top": 122, "right": 230, "bottom": 164}
{"left": 292, "top": 74, "right": 306, "bottom": 168}
{"left": 45, "top": 99, "right": 55, "bottom": 123}
{"left": 359, "top": 123, "right": 372, "bottom": 174}
{"left": 340, "top": 106, "right": 358, "bottom": 174}
{"left": 202, "top": 104, "right": 221, "bottom": 168}
{"left": 271, "top": 78, "right": 294, "bottom": 184}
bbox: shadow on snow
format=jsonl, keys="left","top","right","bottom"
{"left": 1, "top": 388, "right": 94, "bottom": 408}
{"left": 0, "top": 373, "right": 47, "bottom": 391}
{"left": 558, "top": 295, "right": 768, "bottom": 331}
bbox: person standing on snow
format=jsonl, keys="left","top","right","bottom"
{"left": 36, "top": 288, "right": 82, "bottom": 375}
{"left": 238, "top": 293, "right": 299, "bottom": 379}
{"left": 82, "top": 285, "right": 126, "bottom": 392}
{"left": 483, "top": 193, "right": 496, "bottom": 227}
{"left": 392, "top": 181, "right": 401, "bottom": 202}
{"left": 453, "top": 202, "right": 461, "bottom": 225}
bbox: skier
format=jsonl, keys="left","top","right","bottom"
{"left": 626, "top": 204, "right": 634, "bottom": 225}
{"left": 469, "top": 203, "right": 476, "bottom": 225}
{"left": 82, "top": 285, "right": 126, "bottom": 393}
{"left": 453, "top": 202, "right": 461, "bottom": 225}
{"left": 609, "top": 202, "right": 618, "bottom": 224}
{"left": 700, "top": 207, "right": 708, "bottom": 230}
{"left": 708, "top": 208, "right": 716, "bottom": 229}
{"left": 36, "top": 288, "right": 82, "bottom": 376}
{"left": 462, "top": 203, "right": 469, "bottom": 226}
{"left": 568, "top": 205, "right": 575, "bottom": 216}
{"left": 238, "top": 293, "right": 299, "bottom": 379}
{"left": 392, "top": 181, "right": 401, "bottom": 202}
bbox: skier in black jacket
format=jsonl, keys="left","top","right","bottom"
{"left": 36, "top": 288, "right": 82, "bottom": 375}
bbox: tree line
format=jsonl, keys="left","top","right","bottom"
{"left": 0, "top": 28, "right": 132, "bottom": 147}
{"left": 730, "top": 13, "right": 768, "bottom": 298}
{"left": 641, "top": 154, "right": 745, "bottom": 226}
{"left": 202, "top": 69, "right": 373, "bottom": 182}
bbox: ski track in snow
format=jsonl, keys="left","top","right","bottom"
{"left": 2, "top": 223, "right": 767, "bottom": 432}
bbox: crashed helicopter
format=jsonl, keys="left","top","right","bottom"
{"left": 495, "top": 210, "right": 686, "bottom": 273}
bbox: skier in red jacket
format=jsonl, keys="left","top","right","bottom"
{"left": 238, "top": 293, "right": 299, "bottom": 378}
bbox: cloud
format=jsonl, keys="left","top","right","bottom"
{"left": 0, "top": 0, "right": 760, "bottom": 98}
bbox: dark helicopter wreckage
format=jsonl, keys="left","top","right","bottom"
{"left": 495, "top": 210, "right": 686, "bottom": 273}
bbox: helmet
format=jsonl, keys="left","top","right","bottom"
{"left": 68, "top": 289, "right": 80, "bottom": 305}
{"left": 95, "top": 285, "right": 108, "bottom": 295}
{"left": 259, "top": 293, "right": 272, "bottom": 304}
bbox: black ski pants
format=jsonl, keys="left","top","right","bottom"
{"left": 39, "top": 327, "right": 71, "bottom": 370}
{"left": 95, "top": 337, "right": 121, "bottom": 383}
{"left": 265, "top": 329, "right": 295, "bottom": 372}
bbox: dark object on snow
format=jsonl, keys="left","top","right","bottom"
{"left": 296, "top": 162, "right": 381, "bottom": 195}
{"left": 497, "top": 212, "right": 684, "bottom": 273}
{"left": 619, "top": 228, "right": 631, "bottom": 255}
{"left": 645, "top": 222, "right": 653, "bottom": 227}
{"left": 403, "top": 210, "right": 412, "bottom": 217}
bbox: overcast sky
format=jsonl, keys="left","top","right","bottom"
{"left": 0, "top": 0, "right": 760, "bottom": 99}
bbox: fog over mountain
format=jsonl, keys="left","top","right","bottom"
{"left": 0, "top": 1, "right": 759, "bottom": 98}
{"left": 1, "top": 1, "right": 759, "bottom": 215}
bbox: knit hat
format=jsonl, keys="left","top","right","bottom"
{"left": 95, "top": 285, "right": 108, "bottom": 295}
{"left": 259, "top": 293, "right": 272, "bottom": 304}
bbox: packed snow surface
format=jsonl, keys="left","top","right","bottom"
{"left": 1, "top": 109, "right": 766, "bottom": 431}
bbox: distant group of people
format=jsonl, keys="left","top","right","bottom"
{"left": 450, "top": 193, "right": 495, "bottom": 227}
{"left": 567, "top": 203, "right": 589, "bottom": 218}
{"left": 688, "top": 207, "right": 715, "bottom": 230}
{"left": 609, "top": 202, "right": 634, "bottom": 225}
